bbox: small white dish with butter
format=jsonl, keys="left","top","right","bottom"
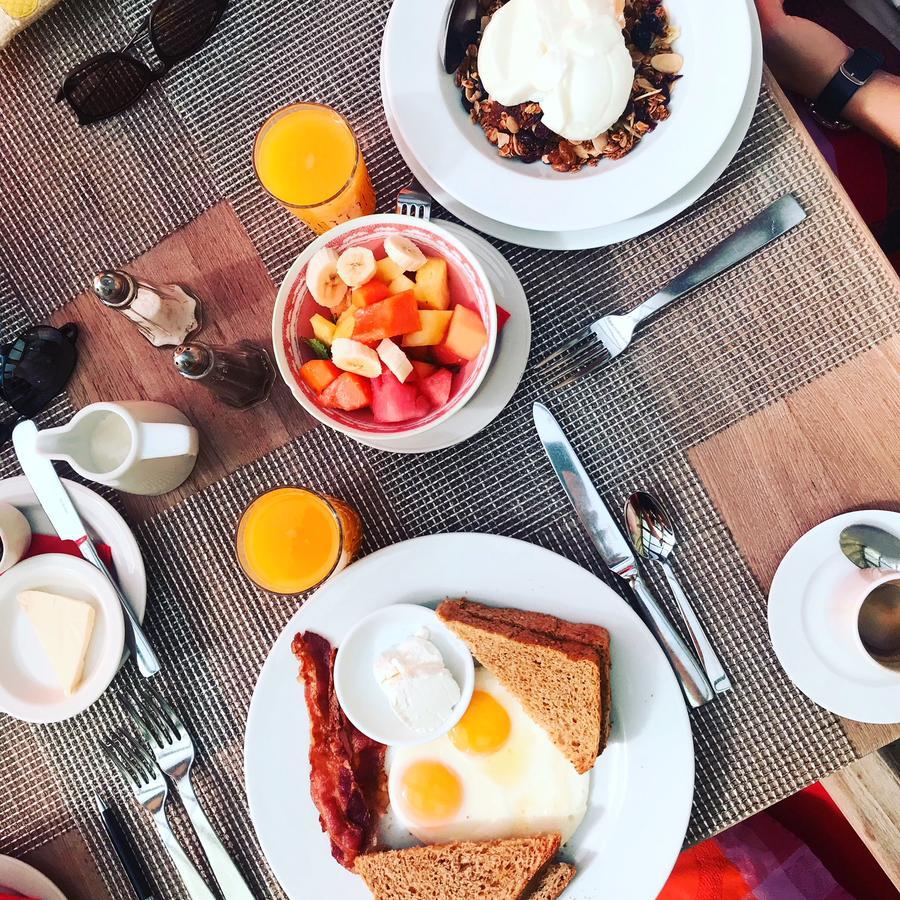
{"left": 0, "top": 553, "right": 125, "bottom": 723}
{"left": 334, "top": 604, "right": 475, "bottom": 746}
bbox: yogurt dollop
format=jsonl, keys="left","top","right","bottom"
{"left": 477, "top": 0, "right": 634, "bottom": 142}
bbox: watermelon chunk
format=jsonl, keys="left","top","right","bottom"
{"left": 419, "top": 367, "right": 452, "bottom": 408}
{"left": 319, "top": 372, "right": 372, "bottom": 411}
{"left": 371, "top": 370, "right": 430, "bottom": 423}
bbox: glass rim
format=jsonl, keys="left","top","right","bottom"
{"left": 252, "top": 101, "right": 362, "bottom": 211}
{"left": 234, "top": 485, "right": 346, "bottom": 597}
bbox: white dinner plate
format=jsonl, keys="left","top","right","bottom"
{"left": 382, "top": 0, "right": 752, "bottom": 232}
{"left": 769, "top": 510, "right": 900, "bottom": 724}
{"left": 245, "top": 533, "right": 694, "bottom": 900}
{"left": 380, "top": 0, "right": 763, "bottom": 250}
{"left": 0, "top": 476, "right": 146, "bottom": 629}
{"left": 353, "top": 221, "right": 531, "bottom": 453}
{"left": 0, "top": 854, "right": 67, "bottom": 900}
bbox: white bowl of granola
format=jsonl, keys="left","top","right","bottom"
{"left": 382, "top": 0, "right": 753, "bottom": 233}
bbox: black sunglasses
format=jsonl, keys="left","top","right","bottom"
{"left": 0, "top": 323, "right": 79, "bottom": 443}
{"left": 56, "top": 0, "right": 227, "bottom": 125}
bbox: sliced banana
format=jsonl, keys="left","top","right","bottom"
{"left": 305, "top": 248, "right": 348, "bottom": 309}
{"left": 376, "top": 339, "right": 413, "bottom": 383}
{"left": 336, "top": 246, "right": 377, "bottom": 288}
{"left": 384, "top": 235, "right": 427, "bottom": 272}
{"left": 331, "top": 337, "right": 382, "bottom": 378}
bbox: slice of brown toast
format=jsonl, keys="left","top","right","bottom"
{"left": 523, "top": 861, "right": 577, "bottom": 899}
{"left": 437, "top": 599, "right": 611, "bottom": 773}
{"left": 354, "top": 833, "right": 561, "bottom": 900}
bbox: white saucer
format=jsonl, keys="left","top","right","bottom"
{"left": 380, "top": 0, "right": 762, "bottom": 250}
{"left": 768, "top": 510, "right": 900, "bottom": 724}
{"left": 0, "top": 855, "right": 67, "bottom": 900}
{"left": 354, "top": 220, "right": 531, "bottom": 453}
{"left": 0, "top": 554, "right": 126, "bottom": 723}
{"left": 0, "top": 476, "right": 147, "bottom": 668}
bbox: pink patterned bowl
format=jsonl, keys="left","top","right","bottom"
{"left": 272, "top": 215, "right": 497, "bottom": 441}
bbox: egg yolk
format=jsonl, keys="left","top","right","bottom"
{"left": 399, "top": 760, "right": 463, "bottom": 824}
{"left": 449, "top": 690, "right": 511, "bottom": 754}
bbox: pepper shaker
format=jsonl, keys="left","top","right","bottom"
{"left": 173, "top": 340, "right": 275, "bottom": 409}
{"left": 93, "top": 270, "right": 202, "bottom": 348}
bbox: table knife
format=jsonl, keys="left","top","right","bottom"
{"left": 533, "top": 403, "right": 715, "bottom": 708}
{"left": 12, "top": 419, "right": 161, "bottom": 678}
{"left": 95, "top": 796, "right": 156, "bottom": 900}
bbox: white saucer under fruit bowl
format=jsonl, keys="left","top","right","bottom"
{"left": 380, "top": 0, "right": 762, "bottom": 250}
{"left": 768, "top": 510, "right": 900, "bottom": 724}
{"left": 0, "top": 855, "right": 67, "bottom": 900}
{"left": 334, "top": 604, "right": 475, "bottom": 746}
{"left": 245, "top": 533, "right": 694, "bottom": 900}
{"left": 0, "top": 554, "right": 125, "bottom": 723}
{"left": 383, "top": 0, "right": 752, "bottom": 233}
{"left": 272, "top": 214, "right": 497, "bottom": 447}
{"left": 353, "top": 220, "right": 531, "bottom": 453}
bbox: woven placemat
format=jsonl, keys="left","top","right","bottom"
{"left": 2, "top": 0, "right": 900, "bottom": 897}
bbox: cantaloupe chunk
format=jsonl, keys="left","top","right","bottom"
{"left": 443, "top": 305, "right": 487, "bottom": 361}
{"left": 375, "top": 257, "right": 404, "bottom": 284}
{"left": 413, "top": 258, "right": 451, "bottom": 310}
{"left": 402, "top": 310, "right": 453, "bottom": 347}
{"left": 389, "top": 274, "right": 416, "bottom": 295}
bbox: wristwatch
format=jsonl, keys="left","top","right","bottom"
{"left": 809, "top": 48, "right": 884, "bottom": 130}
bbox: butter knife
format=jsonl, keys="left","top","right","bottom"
{"left": 12, "top": 419, "right": 161, "bottom": 678}
{"left": 533, "top": 403, "right": 714, "bottom": 708}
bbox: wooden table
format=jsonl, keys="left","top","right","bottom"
{"left": 10, "top": 73, "right": 900, "bottom": 897}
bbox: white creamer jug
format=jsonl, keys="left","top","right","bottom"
{"left": 32, "top": 401, "right": 199, "bottom": 495}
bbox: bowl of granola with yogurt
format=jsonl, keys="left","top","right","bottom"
{"left": 381, "top": 0, "right": 753, "bottom": 231}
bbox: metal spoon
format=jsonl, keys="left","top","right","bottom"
{"left": 625, "top": 491, "right": 732, "bottom": 695}
{"left": 840, "top": 524, "right": 900, "bottom": 571}
{"left": 441, "top": 0, "right": 479, "bottom": 74}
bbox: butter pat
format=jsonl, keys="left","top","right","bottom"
{"left": 374, "top": 628, "right": 461, "bottom": 733}
{"left": 19, "top": 590, "right": 96, "bottom": 694}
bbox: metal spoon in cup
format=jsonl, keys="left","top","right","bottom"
{"left": 625, "top": 491, "right": 732, "bottom": 695}
{"left": 839, "top": 524, "right": 900, "bottom": 571}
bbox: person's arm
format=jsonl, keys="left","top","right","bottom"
{"left": 755, "top": 0, "right": 900, "bottom": 150}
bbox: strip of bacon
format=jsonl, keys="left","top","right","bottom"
{"left": 293, "top": 630, "right": 387, "bottom": 869}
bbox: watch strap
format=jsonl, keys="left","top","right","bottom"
{"left": 813, "top": 48, "right": 884, "bottom": 125}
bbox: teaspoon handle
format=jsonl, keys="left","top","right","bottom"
{"left": 661, "top": 562, "right": 732, "bottom": 695}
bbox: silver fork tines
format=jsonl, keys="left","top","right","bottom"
{"left": 103, "top": 730, "right": 216, "bottom": 900}
{"left": 120, "top": 686, "right": 257, "bottom": 900}
{"left": 396, "top": 181, "right": 432, "bottom": 220}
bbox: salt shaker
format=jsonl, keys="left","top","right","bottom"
{"left": 92, "top": 270, "right": 202, "bottom": 348}
{"left": 173, "top": 340, "right": 275, "bottom": 409}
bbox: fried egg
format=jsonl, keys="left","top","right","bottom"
{"left": 387, "top": 668, "right": 590, "bottom": 844}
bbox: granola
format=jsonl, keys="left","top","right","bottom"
{"left": 455, "top": 0, "right": 681, "bottom": 172}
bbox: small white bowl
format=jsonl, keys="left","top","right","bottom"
{"left": 0, "top": 554, "right": 125, "bottom": 723}
{"left": 334, "top": 604, "right": 475, "bottom": 746}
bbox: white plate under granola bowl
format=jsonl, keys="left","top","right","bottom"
{"left": 272, "top": 215, "right": 497, "bottom": 444}
{"left": 383, "top": 0, "right": 753, "bottom": 232}
{"left": 245, "top": 534, "right": 694, "bottom": 900}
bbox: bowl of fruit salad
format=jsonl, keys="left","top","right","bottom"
{"left": 272, "top": 215, "right": 497, "bottom": 440}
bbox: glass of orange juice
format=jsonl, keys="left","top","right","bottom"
{"left": 253, "top": 102, "right": 376, "bottom": 234}
{"left": 236, "top": 487, "right": 362, "bottom": 595}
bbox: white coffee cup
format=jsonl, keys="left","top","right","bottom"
{"left": 0, "top": 502, "right": 32, "bottom": 574}
{"left": 30, "top": 401, "right": 200, "bottom": 496}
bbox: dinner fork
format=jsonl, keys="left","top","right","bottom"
{"left": 102, "top": 732, "right": 217, "bottom": 900}
{"left": 121, "top": 686, "right": 257, "bottom": 900}
{"left": 396, "top": 180, "right": 432, "bottom": 220}
{"left": 538, "top": 194, "right": 807, "bottom": 389}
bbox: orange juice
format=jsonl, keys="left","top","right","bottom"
{"left": 236, "top": 487, "right": 362, "bottom": 594}
{"left": 253, "top": 103, "right": 376, "bottom": 234}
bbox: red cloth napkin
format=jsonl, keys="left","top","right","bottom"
{"left": 21, "top": 533, "right": 115, "bottom": 572}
